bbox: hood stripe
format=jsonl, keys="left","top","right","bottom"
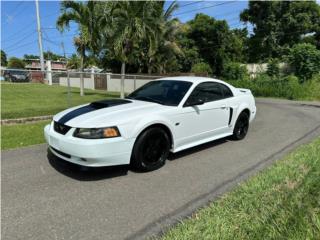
{"left": 57, "top": 99, "right": 131, "bottom": 125}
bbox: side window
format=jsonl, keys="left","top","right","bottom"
{"left": 187, "top": 82, "right": 224, "bottom": 103}
{"left": 219, "top": 84, "right": 233, "bottom": 98}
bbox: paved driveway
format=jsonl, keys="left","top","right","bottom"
{"left": 2, "top": 98, "right": 320, "bottom": 240}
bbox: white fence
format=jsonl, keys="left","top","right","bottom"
{"left": 1, "top": 69, "right": 164, "bottom": 97}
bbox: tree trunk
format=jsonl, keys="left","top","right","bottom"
{"left": 120, "top": 62, "right": 125, "bottom": 98}
{"left": 80, "top": 53, "right": 84, "bottom": 97}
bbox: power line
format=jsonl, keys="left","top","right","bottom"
{"left": 3, "top": 30, "right": 37, "bottom": 49}
{"left": 5, "top": 41, "right": 36, "bottom": 53}
{"left": 179, "top": 1, "right": 205, "bottom": 8}
{"left": 173, "top": 1, "right": 238, "bottom": 16}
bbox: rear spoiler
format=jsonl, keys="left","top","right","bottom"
{"left": 237, "top": 88, "right": 252, "bottom": 95}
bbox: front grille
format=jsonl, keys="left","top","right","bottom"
{"left": 51, "top": 147, "right": 71, "bottom": 158}
{"left": 54, "top": 121, "right": 71, "bottom": 135}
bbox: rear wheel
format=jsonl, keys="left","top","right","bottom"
{"left": 232, "top": 111, "right": 249, "bottom": 140}
{"left": 131, "top": 127, "right": 170, "bottom": 171}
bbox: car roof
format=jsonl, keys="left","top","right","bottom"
{"left": 156, "top": 76, "right": 229, "bottom": 85}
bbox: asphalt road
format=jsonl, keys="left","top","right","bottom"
{"left": 2, "top": 98, "right": 320, "bottom": 240}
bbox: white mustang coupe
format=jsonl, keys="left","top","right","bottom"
{"left": 44, "top": 77, "right": 256, "bottom": 171}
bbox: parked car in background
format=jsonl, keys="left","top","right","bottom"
{"left": 4, "top": 69, "right": 30, "bottom": 82}
{"left": 45, "top": 76, "right": 256, "bottom": 172}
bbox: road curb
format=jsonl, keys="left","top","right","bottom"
{"left": 1, "top": 115, "right": 52, "bottom": 125}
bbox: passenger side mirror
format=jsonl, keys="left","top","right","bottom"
{"left": 184, "top": 98, "right": 205, "bottom": 107}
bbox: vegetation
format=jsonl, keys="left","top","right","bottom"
{"left": 240, "top": 1, "right": 320, "bottom": 61}
{"left": 288, "top": 43, "right": 320, "bottom": 82}
{"left": 24, "top": 51, "right": 65, "bottom": 61}
{"left": 162, "top": 137, "right": 320, "bottom": 240}
{"left": 227, "top": 74, "right": 320, "bottom": 101}
{"left": 7, "top": 57, "right": 25, "bottom": 69}
{"left": 1, "top": 83, "right": 118, "bottom": 119}
{"left": 191, "top": 62, "right": 212, "bottom": 75}
{"left": 222, "top": 62, "right": 248, "bottom": 81}
{"left": 1, "top": 121, "right": 50, "bottom": 150}
{"left": 1, "top": 49, "right": 7, "bottom": 66}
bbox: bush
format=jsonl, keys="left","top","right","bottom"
{"left": 7, "top": 57, "right": 25, "bottom": 69}
{"left": 225, "top": 73, "right": 320, "bottom": 101}
{"left": 221, "top": 62, "right": 248, "bottom": 81}
{"left": 266, "top": 58, "right": 280, "bottom": 77}
{"left": 191, "top": 62, "right": 212, "bottom": 75}
{"left": 288, "top": 43, "right": 320, "bottom": 82}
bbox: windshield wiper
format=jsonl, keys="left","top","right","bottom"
{"left": 133, "top": 96, "right": 164, "bottom": 105}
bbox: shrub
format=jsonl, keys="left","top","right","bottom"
{"left": 7, "top": 57, "right": 25, "bottom": 69}
{"left": 191, "top": 62, "right": 212, "bottom": 75}
{"left": 288, "top": 43, "right": 320, "bottom": 82}
{"left": 221, "top": 62, "right": 248, "bottom": 81}
{"left": 266, "top": 58, "right": 280, "bottom": 77}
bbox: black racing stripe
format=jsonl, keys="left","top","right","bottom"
{"left": 57, "top": 99, "right": 131, "bottom": 124}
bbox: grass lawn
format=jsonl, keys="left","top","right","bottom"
{"left": 161, "top": 137, "right": 320, "bottom": 240}
{"left": 1, "top": 120, "right": 50, "bottom": 150}
{"left": 1, "top": 83, "right": 119, "bottom": 119}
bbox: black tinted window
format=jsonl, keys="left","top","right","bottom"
{"left": 187, "top": 82, "right": 224, "bottom": 103}
{"left": 220, "top": 84, "right": 233, "bottom": 98}
{"left": 127, "top": 80, "right": 192, "bottom": 106}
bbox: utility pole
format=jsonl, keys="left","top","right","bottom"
{"left": 35, "top": 0, "right": 45, "bottom": 72}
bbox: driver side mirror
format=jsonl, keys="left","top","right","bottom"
{"left": 184, "top": 98, "right": 205, "bottom": 107}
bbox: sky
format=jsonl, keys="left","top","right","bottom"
{"left": 0, "top": 0, "right": 250, "bottom": 59}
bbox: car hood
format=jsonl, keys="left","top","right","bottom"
{"left": 53, "top": 99, "right": 169, "bottom": 128}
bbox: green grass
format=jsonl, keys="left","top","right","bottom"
{"left": 1, "top": 121, "right": 50, "bottom": 150}
{"left": 161, "top": 137, "right": 320, "bottom": 240}
{"left": 1, "top": 83, "right": 119, "bottom": 119}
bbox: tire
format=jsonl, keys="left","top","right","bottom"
{"left": 232, "top": 111, "right": 249, "bottom": 140}
{"left": 131, "top": 127, "right": 170, "bottom": 171}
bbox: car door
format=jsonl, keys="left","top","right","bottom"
{"left": 173, "top": 82, "right": 231, "bottom": 148}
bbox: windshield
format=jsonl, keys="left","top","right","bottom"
{"left": 126, "top": 80, "right": 192, "bottom": 106}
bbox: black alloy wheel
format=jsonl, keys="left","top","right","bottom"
{"left": 232, "top": 111, "right": 249, "bottom": 140}
{"left": 131, "top": 127, "right": 170, "bottom": 171}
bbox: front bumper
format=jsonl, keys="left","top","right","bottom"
{"left": 44, "top": 122, "right": 135, "bottom": 167}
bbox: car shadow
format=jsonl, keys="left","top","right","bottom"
{"left": 47, "top": 137, "right": 230, "bottom": 180}
{"left": 47, "top": 149, "right": 129, "bottom": 181}
{"left": 168, "top": 137, "right": 229, "bottom": 161}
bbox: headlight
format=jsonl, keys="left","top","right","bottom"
{"left": 73, "top": 127, "right": 121, "bottom": 139}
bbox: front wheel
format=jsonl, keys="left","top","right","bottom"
{"left": 232, "top": 111, "right": 249, "bottom": 140}
{"left": 131, "top": 127, "right": 170, "bottom": 172}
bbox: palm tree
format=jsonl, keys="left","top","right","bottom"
{"left": 147, "top": 1, "right": 182, "bottom": 74}
{"left": 106, "top": 1, "right": 162, "bottom": 98}
{"left": 57, "top": 1, "right": 99, "bottom": 96}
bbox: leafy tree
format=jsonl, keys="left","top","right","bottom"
{"left": 57, "top": 0, "right": 101, "bottom": 96}
{"left": 44, "top": 51, "right": 64, "bottom": 61}
{"left": 288, "top": 43, "right": 320, "bottom": 81}
{"left": 186, "top": 14, "right": 246, "bottom": 76}
{"left": 221, "top": 62, "right": 248, "bottom": 81}
{"left": 7, "top": 57, "right": 25, "bottom": 69}
{"left": 241, "top": 1, "right": 320, "bottom": 61}
{"left": 1, "top": 50, "right": 7, "bottom": 66}
{"left": 191, "top": 62, "right": 212, "bottom": 75}
{"left": 102, "top": 1, "right": 163, "bottom": 96}
{"left": 23, "top": 54, "right": 39, "bottom": 60}
{"left": 266, "top": 58, "right": 280, "bottom": 77}
{"left": 66, "top": 54, "right": 80, "bottom": 69}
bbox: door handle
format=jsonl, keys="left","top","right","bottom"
{"left": 220, "top": 105, "right": 227, "bottom": 109}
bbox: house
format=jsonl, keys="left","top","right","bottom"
{"left": 24, "top": 59, "right": 67, "bottom": 83}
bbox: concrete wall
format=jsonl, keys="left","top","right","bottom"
{"left": 59, "top": 77, "right": 95, "bottom": 90}
{"left": 108, "top": 77, "right": 153, "bottom": 93}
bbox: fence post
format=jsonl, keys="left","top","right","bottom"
{"left": 106, "top": 72, "right": 110, "bottom": 93}
{"left": 67, "top": 70, "right": 71, "bottom": 107}
{"left": 46, "top": 60, "right": 52, "bottom": 85}
{"left": 134, "top": 75, "right": 136, "bottom": 91}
